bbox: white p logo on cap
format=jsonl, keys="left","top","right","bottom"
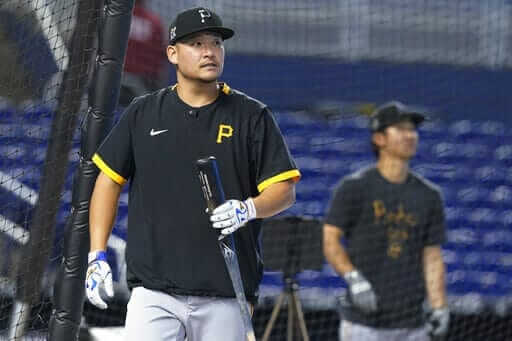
{"left": 198, "top": 9, "right": 211, "bottom": 23}
{"left": 169, "top": 26, "right": 176, "bottom": 41}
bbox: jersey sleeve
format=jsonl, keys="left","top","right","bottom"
{"left": 424, "top": 190, "right": 447, "bottom": 246}
{"left": 324, "top": 179, "right": 359, "bottom": 235}
{"left": 251, "top": 108, "right": 301, "bottom": 192}
{"left": 92, "top": 101, "right": 138, "bottom": 185}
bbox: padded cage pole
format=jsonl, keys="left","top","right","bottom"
{"left": 9, "top": 0, "right": 102, "bottom": 339}
{"left": 48, "top": 0, "right": 135, "bottom": 340}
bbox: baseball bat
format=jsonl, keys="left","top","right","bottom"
{"left": 196, "top": 156, "right": 256, "bottom": 341}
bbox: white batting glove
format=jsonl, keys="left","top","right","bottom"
{"left": 85, "top": 250, "right": 114, "bottom": 309}
{"left": 426, "top": 306, "right": 450, "bottom": 338}
{"left": 210, "top": 198, "right": 257, "bottom": 235}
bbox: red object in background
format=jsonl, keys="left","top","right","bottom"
{"left": 124, "top": 4, "right": 166, "bottom": 79}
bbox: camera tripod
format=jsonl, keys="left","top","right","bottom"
{"left": 261, "top": 276, "right": 310, "bottom": 341}
{"left": 260, "top": 216, "right": 323, "bottom": 341}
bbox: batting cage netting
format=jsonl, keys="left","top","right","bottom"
{"left": 1, "top": 0, "right": 512, "bottom": 340}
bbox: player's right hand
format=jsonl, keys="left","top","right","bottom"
{"left": 426, "top": 306, "right": 450, "bottom": 338}
{"left": 85, "top": 250, "right": 114, "bottom": 309}
{"left": 343, "top": 270, "right": 378, "bottom": 314}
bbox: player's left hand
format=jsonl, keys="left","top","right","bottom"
{"left": 210, "top": 198, "right": 257, "bottom": 235}
{"left": 425, "top": 306, "right": 450, "bottom": 338}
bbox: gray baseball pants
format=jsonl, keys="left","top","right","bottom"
{"left": 124, "top": 286, "right": 246, "bottom": 341}
{"left": 340, "top": 319, "right": 429, "bottom": 341}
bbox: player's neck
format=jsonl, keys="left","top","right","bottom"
{"left": 175, "top": 79, "right": 219, "bottom": 108}
{"left": 376, "top": 157, "right": 409, "bottom": 184}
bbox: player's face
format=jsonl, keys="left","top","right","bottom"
{"left": 168, "top": 32, "right": 225, "bottom": 83}
{"left": 376, "top": 120, "right": 419, "bottom": 160}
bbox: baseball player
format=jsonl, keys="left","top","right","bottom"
{"left": 323, "top": 101, "right": 449, "bottom": 340}
{"left": 85, "top": 7, "right": 300, "bottom": 341}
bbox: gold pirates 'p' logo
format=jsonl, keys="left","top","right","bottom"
{"left": 217, "top": 124, "right": 233, "bottom": 143}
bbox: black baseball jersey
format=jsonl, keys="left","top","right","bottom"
{"left": 325, "top": 166, "right": 445, "bottom": 329}
{"left": 92, "top": 83, "right": 300, "bottom": 303}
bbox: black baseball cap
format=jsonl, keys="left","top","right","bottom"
{"left": 370, "top": 101, "right": 427, "bottom": 132}
{"left": 168, "top": 7, "right": 234, "bottom": 45}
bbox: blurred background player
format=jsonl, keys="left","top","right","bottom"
{"left": 119, "top": 0, "right": 168, "bottom": 107}
{"left": 85, "top": 7, "right": 300, "bottom": 341}
{"left": 323, "top": 101, "right": 449, "bottom": 341}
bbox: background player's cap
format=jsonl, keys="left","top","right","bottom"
{"left": 168, "top": 7, "right": 234, "bottom": 45}
{"left": 370, "top": 101, "right": 427, "bottom": 132}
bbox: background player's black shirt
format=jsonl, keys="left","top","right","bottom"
{"left": 325, "top": 166, "right": 445, "bottom": 328}
{"left": 93, "top": 84, "right": 300, "bottom": 302}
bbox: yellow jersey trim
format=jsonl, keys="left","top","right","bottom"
{"left": 257, "top": 169, "right": 301, "bottom": 193}
{"left": 220, "top": 82, "right": 231, "bottom": 95}
{"left": 92, "top": 153, "right": 127, "bottom": 186}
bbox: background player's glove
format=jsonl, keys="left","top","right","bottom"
{"left": 210, "top": 198, "right": 257, "bottom": 235}
{"left": 86, "top": 250, "right": 114, "bottom": 309}
{"left": 343, "top": 270, "right": 378, "bottom": 314}
{"left": 425, "top": 306, "right": 450, "bottom": 338}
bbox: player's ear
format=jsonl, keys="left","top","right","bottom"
{"left": 166, "top": 45, "right": 178, "bottom": 66}
{"left": 372, "top": 131, "right": 386, "bottom": 149}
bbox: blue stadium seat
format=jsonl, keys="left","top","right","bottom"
{"left": 276, "top": 112, "right": 330, "bottom": 137}
{"left": 0, "top": 104, "right": 15, "bottom": 123}
{"left": 449, "top": 120, "right": 473, "bottom": 136}
{"left": 480, "top": 229, "right": 512, "bottom": 253}
{"left": 337, "top": 116, "right": 369, "bottom": 130}
{"left": 494, "top": 144, "right": 512, "bottom": 166}
{"left": 412, "top": 162, "right": 471, "bottom": 185}
{"left": 16, "top": 166, "right": 41, "bottom": 189}
{"left": 455, "top": 250, "right": 509, "bottom": 274}
{"left": 447, "top": 122, "right": 506, "bottom": 155}
{"left": 466, "top": 207, "right": 500, "bottom": 225}
{"left": 332, "top": 124, "right": 370, "bottom": 140}
{"left": 30, "top": 145, "right": 48, "bottom": 164}
{"left": 444, "top": 227, "right": 482, "bottom": 251}
{"left": 474, "top": 252, "right": 512, "bottom": 274}
{"left": 419, "top": 120, "right": 447, "bottom": 135}
{"left": 19, "top": 103, "right": 53, "bottom": 121}
{"left": 473, "top": 165, "right": 507, "bottom": 184}
{"left": 309, "top": 136, "right": 370, "bottom": 157}
{"left": 346, "top": 158, "right": 373, "bottom": 173}
{"left": 487, "top": 186, "right": 512, "bottom": 207}
{"left": 456, "top": 186, "right": 490, "bottom": 203}
{"left": 0, "top": 143, "right": 29, "bottom": 163}
{"left": 296, "top": 271, "right": 343, "bottom": 288}
{"left": 475, "top": 121, "right": 507, "bottom": 137}
{"left": 0, "top": 122, "right": 21, "bottom": 140}
{"left": 285, "top": 135, "right": 310, "bottom": 153}
{"left": 322, "top": 159, "right": 352, "bottom": 177}
{"left": 261, "top": 272, "right": 284, "bottom": 286}
{"left": 465, "top": 271, "right": 510, "bottom": 296}
{"left": 431, "top": 141, "right": 492, "bottom": 164}
{"left": 19, "top": 122, "right": 51, "bottom": 141}
{"left": 498, "top": 209, "right": 512, "bottom": 227}
{"left": 445, "top": 270, "right": 480, "bottom": 295}
{"left": 444, "top": 206, "right": 472, "bottom": 224}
